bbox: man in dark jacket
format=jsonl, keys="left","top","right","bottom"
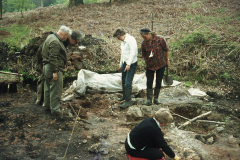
{"left": 36, "top": 30, "right": 83, "bottom": 105}
{"left": 125, "top": 108, "right": 181, "bottom": 160}
{"left": 41, "top": 25, "right": 72, "bottom": 117}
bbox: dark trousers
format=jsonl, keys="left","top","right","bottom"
{"left": 121, "top": 61, "right": 138, "bottom": 89}
{"left": 125, "top": 139, "right": 164, "bottom": 160}
{"left": 146, "top": 66, "right": 165, "bottom": 89}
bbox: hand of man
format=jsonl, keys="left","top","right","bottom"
{"left": 52, "top": 73, "right": 58, "bottom": 81}
{"left": 118, "top": 67, "right": 122, "bottom": 72}
{"left": 173, "top": 155, "right": 181, "bottom": 160}
{"left": 166, "top": 60, "right": 170, "bottom": 66}
{"left": 124, "top": 65, "right": 130, "bottom": 72}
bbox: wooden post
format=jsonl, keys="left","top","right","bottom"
{"left": 151, "top": 13, "right": 154, "bottom": 31}
{"left": 15, "top": 52, "right": 22, "bottom": 93}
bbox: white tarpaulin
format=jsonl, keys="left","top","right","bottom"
{"left": 62, "top": 69, "right": 181, "bottom": 101}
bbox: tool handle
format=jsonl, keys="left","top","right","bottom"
{"left": 166, "top": 66, "right": 168, "bottom": 77}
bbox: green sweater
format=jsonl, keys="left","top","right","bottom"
{"left": 41, "top": 33, "right": 67, "bottom": 73}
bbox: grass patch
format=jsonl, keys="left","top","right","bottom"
{"left": 184, "top": 81, "right": 192, "bottom": 87}
{"left": 1, "top": 24, "right": 32, "bottom": 51}
{"left": 190, "top": 2, "right": 201, "bottom": 8}
{"left": 169, "top": 27, "right": 240, "bottom": 88}
{"left": 42, "top": 25, "right": 57, "bottom": 31}
{"left": 215, "top": 8, "right": 227, "bottom": 14}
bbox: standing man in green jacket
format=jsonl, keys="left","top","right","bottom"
{"left": 35, "top": 30, "right": 84, "bottom": 105}
{"left": 41, "top": 25, "right": 72, "bottom": 117}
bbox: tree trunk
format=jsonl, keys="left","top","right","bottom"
{"left": 0, "top": 0, "right": 2, "bottom": 20}
{"left": 69, "top": 0, "right": 84, "bottom": 7}
{"left": 21, "top": 0, "right": 24, "bottom": 18}
{"left": 41, "top": 0, "right": 43, "bottom": 7}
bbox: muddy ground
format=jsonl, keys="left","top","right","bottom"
{"left": 0, "top": 0, "right": 240, "bottom": 159}
{"left": 0, "top": 81, "right": 240, "bottom": 160}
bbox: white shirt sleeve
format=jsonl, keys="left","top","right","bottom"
{"left": 126, "top": 36, "right": 138, "bottom": 66}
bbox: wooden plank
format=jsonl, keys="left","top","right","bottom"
{"left": 0, "top": 71, "right": 23, "bottom": 76}
{"left": 0, "top": 73, "right": 20, "bottom": 83}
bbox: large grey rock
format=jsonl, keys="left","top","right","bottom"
{"left": 140, "top": 106, "right": 154, "bottom": 117}
{"left": 126, "top": 106, "right": 143, "bottom": 118}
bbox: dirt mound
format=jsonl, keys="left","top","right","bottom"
{"left": 0, "top": 32, "right": 120, "bottom": 82}
{"left": 0, "top": 30, "right": 11, "bottom": 36}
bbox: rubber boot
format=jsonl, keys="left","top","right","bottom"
{"left": 153, "top": 88, "right": 161, "bottom": 104}
{"left": 118, "top": 87, "right": 125, "bottom": 101}
{"left": 143, "top": 89, "right": 153, "bottom": 106}
{"left": 119, "top": 89, "right": 131, "bottom": 109}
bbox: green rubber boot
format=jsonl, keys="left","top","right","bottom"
{"left": 118, "top": 87, "right": 125, "bottom": 101}
{"left": 153, "top": 88, "right": 161, "bottom": 104}
{"left": 120, "top": 89, "right": 131, "bottom": 109}
{"left": 143, "top": 89, "right": 153, "bottom": 106}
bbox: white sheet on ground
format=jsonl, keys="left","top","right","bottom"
{"left": 62, "top": 69, "right": 181, "bottom": 101}
{"left": 188, "top": 88, "right": 207, "bottom": 96}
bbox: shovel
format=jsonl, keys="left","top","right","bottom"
{"left": 163, "top": 66, "right": 173, "bottom": 86}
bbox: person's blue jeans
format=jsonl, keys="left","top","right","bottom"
{"left": 121, "top": 61, "right": 138, "bottom": 89}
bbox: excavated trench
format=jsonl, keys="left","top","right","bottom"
{"left": 1, "top": 33, "right": 240, "bottom": 159}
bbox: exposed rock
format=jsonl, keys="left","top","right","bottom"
{"left": 207, "top": 137, "right": 214, "bottom": 144}
{"left": 228, "top": 135, "right": 240, "bottom": 147}
{"left": 141, "top": 106, "right": 154, "bottom": 117}
{"left": 186, "top": 154, "right": 201, "bottom": 160}
{"left": 164, "top": 137, "right": 172, "bottom": 142}
{"left": 75, "top": 61, "right": 83, "bottom": 70}
{"left": 126, "top": 106, "right": 143, "bottom": 119}
{"left": 83, "top": 139, "right": 87, "bottom": 144}
{"left": 216, "top": 126, "right": 225, "bottom": 133}
{"left": 99, "top": 147, "right": 109, "bottom": 155}
{"left": 88, "top": 143, "right": 100, "bottom": 153}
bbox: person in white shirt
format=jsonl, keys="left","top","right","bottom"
{"left": 113, "top": 28, "right": 138, "bottom": 109}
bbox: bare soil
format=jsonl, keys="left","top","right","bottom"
{"left": 1, "top": 82, "right": 240, "bottom": 160}
{"left": 0, "top": 0, "right": 240, "bottom": 159}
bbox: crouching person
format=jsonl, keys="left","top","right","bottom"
{"left": 125, "top": 108, "right": 181, "bottom": 160}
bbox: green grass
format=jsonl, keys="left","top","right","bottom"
{"left": 0, "top": 24, "right": 32, "bottom": 51}
{"left": 191, "top": 2, "right": 200, "bottom": 8}
{"left": 184, "top": 81, "right": 192, "bottom": 87}
{"left": 42, "top": 25, "right": 57, "bottom": 31}
{"left": 215, "top": 8, "right": 227, "bottom": 14}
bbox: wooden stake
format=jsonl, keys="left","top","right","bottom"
{"left": 171, "top": 111, "right": 226, "bottom": 125}
{"left": 196, "top": 120, "right": 226, "bottom": 124}
{"left": 178, "top": 111, "right": 212, "bottom": 129}
{"left": 151, "top": 13, "right": 154, "bottom": 31}
{"left": 69, "top": 102, "right": 91, "bottom": 124}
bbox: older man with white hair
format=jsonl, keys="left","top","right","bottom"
{"left": 41, "top": 25, "right": 72, "bottom": 118}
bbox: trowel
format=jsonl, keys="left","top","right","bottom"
{"left": 163, "top": 66, "right": 173, "bottom": 86}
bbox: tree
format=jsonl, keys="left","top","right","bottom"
{"left": 69, "top": 0, "right": 83, "bottom": 7}
{"left": 0, "top": 0, "right": 2, "bottom": 20}
{"left": 43, "top": 0, "right": 56, "bottom": 7}
{"left": 31, "top": 0, "right": 57, "bottom": 8}
{"left": 9, "top": 0, "right": 34, "bottom": 17}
